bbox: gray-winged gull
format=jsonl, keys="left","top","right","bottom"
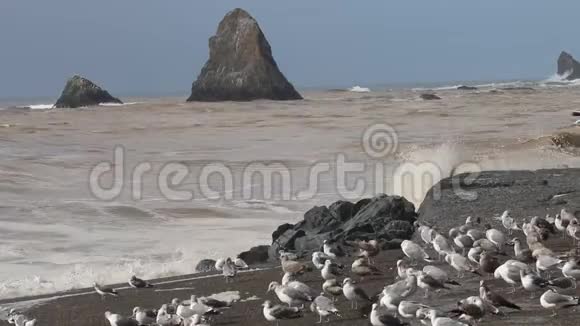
{"left": 222, "top": 257, "right": 237, "bottom": 283}
{"left": 342, "top": 278, "right": 371, "bottom": 309}
{"left": 351, "top": 257, "right": 382, "bottom": 279}
{"left": 311, "top": 293, "right": 341, "bottom": 323}
{"left": 321, "top": 259, "right": 342, "bottom": 280}
{"left": 540, "top": 288, "right": 580, "bottom": 316}
{"left": 423, "top": 265, "right": 460, "bottom": 286}
{"left": 132, "top": 307, "right": 156, "bottom": 325}
{"left": 380, "top": 275, "right": 417, "bottom": 311}
{"left": 312, "top": 251, "right": 331, "bottom": 270}
{"left": 453, "top": 234, "right": 473, "bottom": 255}
{"left": 129, "top": 275, "right": 154, "bottom": 288}
{"left": 417, "top": 271, "right": 449, "bottom": 298}
{"left": 156, "top": 305, "right": 181, "bottom": 326}
{"left": 510, "top": 238, "right": 534, "bottom": 263}
{"left": 520, "top": 268, "right": 549, "bottom": 298}
{"left": 454, "top": 296, "right": 486, "bottom": 321}
{"left": 323, "top": 239, "right": 344, "bottom": 259}
{"left": 262, "top": 300, "right": 302, "bottom": 326}
{"left": 322, "top": 279, "right": 343, "bottom": 300}
{"left": 352, "top": 239, "right": 380, "bottom": 263}
{"left": 191, "top": 314, "right": 210, "bottom": 326}
{"left": 479, "top": 280, "right": 520, "bottom": 311}
{"left": 467, "top": 247, "right": 483, "bottom": 265}
{"left": 562, "top": 257, "right": 580, "bottom": 279}
{"left": 94, "top": 282, "right": 119, "bottom": 299}
{"left": 432, "top": 233, "right": 455, "bottom": 260}
{"left": 444, "top": 253, "right": 479, "bottom": 278}
{"left": 467, "top": 229, "right": 486, "bottom": 242}
{"left": 536, "top": 255, "right": 563, "bottom": 277}
{"left": 281, "top": 255, "right": 308, "bottom": 275}
{"left": 497, "top": 210, "right": 520, "bottom": 235}
{"left": 401, "top": 240, "right": 435, "bottom": 264}
{"left": 398, "top": 301, "right": 430, "bottom": 319}
{"left": 494, "top": 260, "right": 526, "bottom": 292}
{"left": 268, "top": 281, "right": 313, "bottom": 307}
{"left": 479, "top": 251, "right": 500, "bottom": 277}
{"left": 485, "top": 224, "right": 507, "bottom": 252}
{"left": 424, "top": 309, "right": 468, "bottom": 326}
{"left": 370, "top": 303, "right": 407, "bottom": 326}
{"left": 104, "top": 311, "right": 138, "bottom": 326}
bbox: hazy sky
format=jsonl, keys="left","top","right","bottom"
{"left": 1, "top": 1, "right": 578, "bottom": 98}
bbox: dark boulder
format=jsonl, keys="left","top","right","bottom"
{"left": 420, "top": 93, "right": 441, "bottom": 100}
{"left": 238, "top": 245, "right": 270, "bottom": 265}
{"left": 457, "top": 85, "right": 478, "bottom": 91}
{"left": 557, "top": 51, "right": 580, "bottom": 80}
{"left": 195, "top": 259, "right": 217, "bottom": 273}
{"left": 187, "top": 8, "right": 302, "bottom": 102}
{"left": 418, "top": 169, "right": 580, "bottom": 235}
{"left": 54, "top": 75, "right": 122, "bottom": 108}
{"left": 269, "top": 194, "right": 417, "bottom": 259}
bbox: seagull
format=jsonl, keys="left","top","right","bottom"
{"left": 415, "top": 222, "right": 434, "bottom": 246}
{"left": 281, "top": 256, "right": 309, "bottom": 275}
{"left": 343, "top": 278, "right": 371, "bottom": 309}
{"left": 497, "top": 210, "right": 520, "bottom": 235}
{"left": 323, "top": 239, "right": 344, "bottom": 259}
{"left": 398, "top": 301, "right": 430, "bottom": 319}
{"left": 478, "top": 251, "right": 500, "bottom": 278}
{"left": 454, "top": 296, "right": 486, "bottom": 321}
{"left": 445, "top": 253, "right": 480, "bottom": 278}
{"left": 467, "top": 247, "right": 483, "bottom": 265}
{"left": 214, "top": 258, "right": 225, "bottom": 271}
{"left": 351, "top": 257, "right": 382, "bottom": 279}
{"left": 94, "top": 282, "right": 119, "bottom": 299}
{"left": 549, "top": 276, "right": 577, "bottom": 290}
{"left": 424, "top": 309, "right": 468, "bottom": 326}
{"left": 536, "top": 255, "right": 563, "bottom": 277}
{"left": 397, "top": 260, "right": 410, "bottom": 280}
{"left": 567, "top": 219, "right": 580, "bottom": 247}
{"left": 198, "top": 296, "right": 233, "bottom": 309}
{"left": 453, "top": 234, "right": 473, "bottom": 255}
{"left": 494, "top": 260, "right": 527, "bottom": 293}
{"left": 370, "top": 303, "right": 408, "bottom": 326}
{"left": 262, "top": 300, "right": 302, "bottom": 326}
{"left": 423, "top": 265, "right": 460, "bottom": 286}
{"left": 540, "top": 288, "right": 580, "bottom": 316}
{"left": 380, "top": 275, "right": 418, "bottom": 311}
{"left": 284, "top": 277, "right": 318, "bottom": 298}
{"left": 279, "top": 251, "right": 300, "bottom": 261}
{"left": 222, "top": 257, "right": 237, "bottom": 283}
{"left": 473, "top": 239, "right": 501, "bottom": 254}
{"left": 321, "top": 259, "right": 342, "bottom": 280}
{"left": 129, "top": 275, "right": 154, "bottom": 288}
{"left": 104, "top": 311, "right": 138, "bottom": 326}
{"left": 479, "top": 280, "right": 521, "bottom": 311}
{"left": 520, "top": 269, "right": 549, "bottom": 298}
{"left": 485, "top": 224, "right": 507, "bottom": 252}
{"left": 322, "top": 279, "right": 343, "bottom": 301}
{"left": 432, "top": 233, "right": 455, "bottom": 260}
{"left": 417, "top": 271, "right": 449, "bottom": 298}
{"left": 401, "top": 240, "right": 435, "bottom": 264}
{"left": 312, "top": 251, "right": 332, "bottom": 270}
{"left": 132, "top": 307, "right": 156, "bottom": 325}
{"left": 562, "top": 257, "right": 580, "bottom": 279}
{"left": 234, "top": 257, "right": 249, "bottom": 269}
{"left": 268, "top": 281, "right": 313, "bottom": 307}
{"left": 510, "top": 238, "right": 534, "bottom": 263}
{"left": 190, "top": 314, "right": 210, "bottom": 326}
{"left": 555, "top": 213, "right": 570, "bottom": 232}
{"left": 311, "top": 293, "right": 340, "bottom": 323}
{"left": 467, "top": 229, "right": 486, "bottom": 242}
{"left": 156, "top": 305, "right": 180, "bottom": 326}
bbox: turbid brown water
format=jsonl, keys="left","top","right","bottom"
{"left": 0, "top": 86, "right": 578, "bottom": 299}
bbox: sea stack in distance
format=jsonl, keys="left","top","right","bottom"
{"left": 187, "top": 8, "right": 302, "bottom": 102}
{"left": 557, "top": 51, "right": 580, "bottom": 80}
{"left": 54, "top": 75, "right": 122, "bottom": 108}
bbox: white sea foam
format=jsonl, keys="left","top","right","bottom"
{"left": 99, "top": 102, "right": 139, "bottom": 107}
{"left": 348, "top": 86, "right": 371, "bottom": 93}
{"left": 27, "top": 104, "right": 54, "bottom": 110}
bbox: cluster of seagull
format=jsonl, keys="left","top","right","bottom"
{"left": 260, "top": 208, "right": 580, "bottom": 326}
{"left": 8, "top": 208, "right": 580, "bottom": 326}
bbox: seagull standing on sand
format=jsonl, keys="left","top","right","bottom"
{"left": 540, "top": 288, "right": 580, "bottom": 316}
{"left": 354, "top": 239, "right": 381, "bottom": 263}
{"left": 380, "top": 275, "right": 418, "bottom": 311}
{"left": 520, "top": 269, "right": 549, "bottom": 298}
{"left": 445, "top": 253, "right": 479, "bottom": 278}
{"left": 467, "top": 247, "right": 483, "bottom": 265}
{"left": 156, "top": 305, "right": 181, "bottom": 326}
{"left": 132, "top": 307, "right": 156, "bottom": 325}
{"left": 129, "top": 275, "right": 154, "bottom": 288}
{"left": 536, "top": 255, "right": 563, "bottom": 277}
{"left": 494, "top": 260, "right": 526, "bottom": 293}
{"left": 268, "top": 281, "right": 313, "bottom": 307}
{"left": 105, "top": 311, "right": 138, "bottom": 326}
{"left": 222, "top": 257, "right": 237, "bottom": 283}
{"left": 262, "top": 300, "right": 302, "bottom": 326}
{"left": 397, "top": 260, "right": 410, "bottom": 280}
{"left": 323, "top": 240, "right": 344, "bottom": 259}
{"left": 321, "top": 259, "right": 342, "bottom": 280}
{"left": 432, "top": 233, "right": 455, "bottom": 260}
{"left": 311, "top": 293, "right": 341, "bottom": 323}
{"left": 190, "top": 314, "right": 210, "bottom": 326}
{"left": 370, "top": 303, "right": 408, "bottom": 326}
{"left": 453, "top": 234, "right": 473, "bottom": 256}
{"left": 322, "top": 279, "right": 343, "bottom": 301}
{"left": 351, "top": 257, "right": 382, "bottom": 279}
{"left": 401, "top": 240, "right": 435, "bottom": 264}
{"left": 312, "top": 251, "right": 331, "bottom": 270}
{"left": 343, "top": 278, "right": 371, "bottom": 309}
{"left": 511, "top": 238, "right": 534, "bottom": 263}
{"left": 398, "top": 301, "right": 430, "bottom": 319}
{"left": 454, "top": 296, "right": 486, "bottom": 321}
{"left": 281, "top": 255, "right": 309, "bottom": 275}
{"left": 562, "top": 257, "right": 580, "bottom": 279}
{"left": 479, "top": 280, "right": 520, "bottom": 312}
{"left": 424, "top": 309, "right": 468, "bottom": 326}
{"left": 214, "top": 258, "right": 225, "bottom": 271}
{"left": 94, "top": 282, "right": 119, "bottom": 299}
{"left": 497, "top": 210, "right": 520, "bottom": 235}
{"left": 283, "top": 277, "right": 319, "bottom": 298}
{"left": 423, "top": 265, "right": 460, "bottom": 286}
{"left": 485, "top": 224, "right": 507, "bottom": 253}
{"left": 417, "top": 271, "right": 449, "bottom": 298}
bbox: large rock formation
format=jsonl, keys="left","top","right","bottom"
{"left": 418, "top": 169, "right": 580, "bottom": 232}
{"left": 55, "top": 75, "right": 122, "bottom": 108}
{"left": 187, "top": 8, "right": 302, "bottom": 102}
{"left": 268, "top": 194, "right": 417, "bottom": 260}
{"left": 557, "top": 51, "right": 580, "bottom": 80}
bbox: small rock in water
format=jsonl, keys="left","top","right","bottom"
{"left": 195, "top": 259, "right": 217, "bottom": 272}
{"left": 420, "top": 93, "right": 441, "bottom": 100}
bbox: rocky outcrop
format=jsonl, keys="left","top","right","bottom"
{"left": 418, "top": 169, "right": 580, "bottom": 231}
{"left": 238, "top": 245, "right": 269, "bottom": 265}
{"left": 54, "top": 75, "right": 122, "bottom": 108}
{"left": 195, "top": 259, "right": 217, "bottom": 272}
{"left": 558, "top": 51, "right": 580, "bottom": 80}
{"left": 187, "top": 8, "right": 302, "bottom": 102}
{"left": 420, "top": 93, "right": 441, "bottom": 100}
{"left": 268, "top": 194, "right": 417, "bottom": 260}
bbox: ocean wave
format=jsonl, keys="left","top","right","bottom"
{"left": 348, "top": 86, "right": 371, "bottom": 93}
{"left": 27, "top": 104, "right": 54, "bottom": 110}
{"left": 99, "top": 102, "right": 140, "bottom": 107}
{"left": 231, "top": 200, "right": 295, "bottom": 214}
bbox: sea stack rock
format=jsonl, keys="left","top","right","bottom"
{"left": 187, "top": 8, "right": 302, "bottom": 102}
{"left": 55, "top": 75, "right": 122, "bottom": 108}
{"left": 557, "top": 51, "right": 580, "bottom": 80}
